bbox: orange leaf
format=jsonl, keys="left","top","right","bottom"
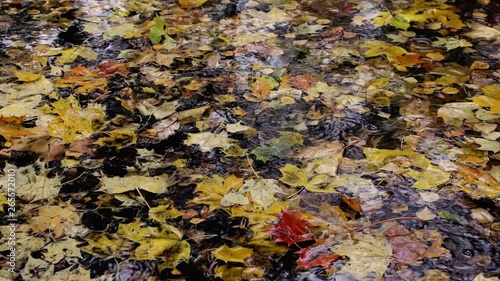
{"left": 0, "top": 116, "right": 35, "bottom": 140}
{"left": 97, "top": 61, "right": 128, "bottom": 78}
{"left": 341, "top": 194, "right": 362, "bottom": 213}
{"left": 55, "top": 65, "right": 107, "bottom": 94}
{"left": 286, "top": 74, "right": 317, "bottom": 90}
{"left": 250, "top": 79, "right": 271, "bottom": 100}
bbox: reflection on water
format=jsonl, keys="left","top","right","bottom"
{"left": 1, "top": 0, "right": 125, "bottom": 48}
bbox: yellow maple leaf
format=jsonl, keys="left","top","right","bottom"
{"left": 212, "top": 244, "right": 253, "bottom": 264}
{"left": 45, "top": 95, "right": 105, "bottom": 143}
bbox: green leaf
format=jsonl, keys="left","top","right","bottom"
{"left": 150, "top": 15, "right": 167, "bottom": 44}
{"left": 251, "top": 131, "right": 303, "bottom": 163}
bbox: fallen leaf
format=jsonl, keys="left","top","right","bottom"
{"left": 332, "top": 234, "right": 392, "bottom": 280}
{"left": 268, "top": 210, "right": 314, "bottom": 246}
{"left": 185, "top": 132, "right": 235, "bottom": 152}
{"left": 212, "top": 244, "right": 253, "bottom": 264}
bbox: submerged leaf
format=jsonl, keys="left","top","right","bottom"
{"left": 251, "top": 131, "right": 303, "bottom": 162}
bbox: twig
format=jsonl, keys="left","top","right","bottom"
{"left": 245, "top": 153, "right": 259, "bottom": 179}
{"left": 135, "top": 186, "right": 151, "bottom": 209}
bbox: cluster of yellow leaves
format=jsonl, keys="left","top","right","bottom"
{"left": 364, "top": 148, "right": 450, "bottom": 190}
{"left": 42, "top": 95, "right": 105, "bottom": 143}
{"left": 372, "top": 1, "right": 464, "bottom": 30}
{"left": 83, "top": 220, "right": 190, "bottom": 271}
{"left": 362, "top": 41, "right": 423, "bottom": 71}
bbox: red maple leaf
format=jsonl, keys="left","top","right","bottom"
{"left": 296, "top": 244, "right": 342, "bottom": 269}
{"left": 267, "top": 210, "right": 314, "bottom": 246}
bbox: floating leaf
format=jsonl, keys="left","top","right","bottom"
{"left": 100, "top": 174, "right": 176, "bottom": 194}
{"left": 45, "top": 95, "right": 105, "bottom": 143}
{"left": 279, "top": 164, "right": 308, "bottom": 187}
{"left": 296, "top": 245, "right": 342, "bottom": 269}
{"left": 332, "top": 234, "right": 392, "bottom": 280}
{"left": 185, "top": 132, "right": 235, "bottom": 152}
{"left": 268, "top": 210, "right": 314, "bottom": 246}
{"left": 251, "top": 131, "right": 303, "bottom": 163}
{"left": 212, "top": 244, "right": 253, "bottom": 264}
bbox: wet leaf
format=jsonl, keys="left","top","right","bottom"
{"left": 185, "top": 132, "right": 235, "bottom": 152}
{"left": 54, "top": 65, "right": 107, "bottom": 94}
{"left": 212, "top": 245, "right": 253, "bottom": 264}
{"left": 279, "top": 164, "right": 308, "bottom": 187}
{"left": 18, "top": 202, "right": 80, "bottom": 238}
{"left": 0, "top": 116, "right": 36, "bottom": 140}
{"left": 332, "top": 234, "right": 392, "bottom": 280}
{"left": 239, "top": 178, "right": 283, "bottom": 209}
{"left": 100, "top": 174, "right": 176, "bottom": 194}
{"left": 95, "top": 129, "right": 137, "bottom": 148}
{"left": 44, "top": 95, "right": 105, "bottom": 143}
{"left": 268, "top": 210, "right": 314, "bottom": 246}
{"left": 296, "top": 244, "right": 342, "bottom": 269}
{"left": 251, "top": 131, "right": 303, "bottom": 163}
{"left": 471, "top": 138, "right": 500, "bottom": 153}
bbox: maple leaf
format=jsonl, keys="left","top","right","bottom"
{"left": 96, "top": 61, "right": 128, "bottom": 77}
{"left": 332, "top": 234, "right": 392, "bottom": 280}
{"left": 43, "top": 95, "right": 105, "bottom": 144}
{"left": 283, "top": 74, "right": 317, "bottom": 90}
{"left": 268, "top": 210, "right": 314, "bottom": 246}
{"left": 54, "top": 65, "right": 108, "bottom": 94}
{"left": 94, "top": 129, "right": 137, "bottom": 148}
{"left": 100, "top": 174, "right": 176, "bottom": 194}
